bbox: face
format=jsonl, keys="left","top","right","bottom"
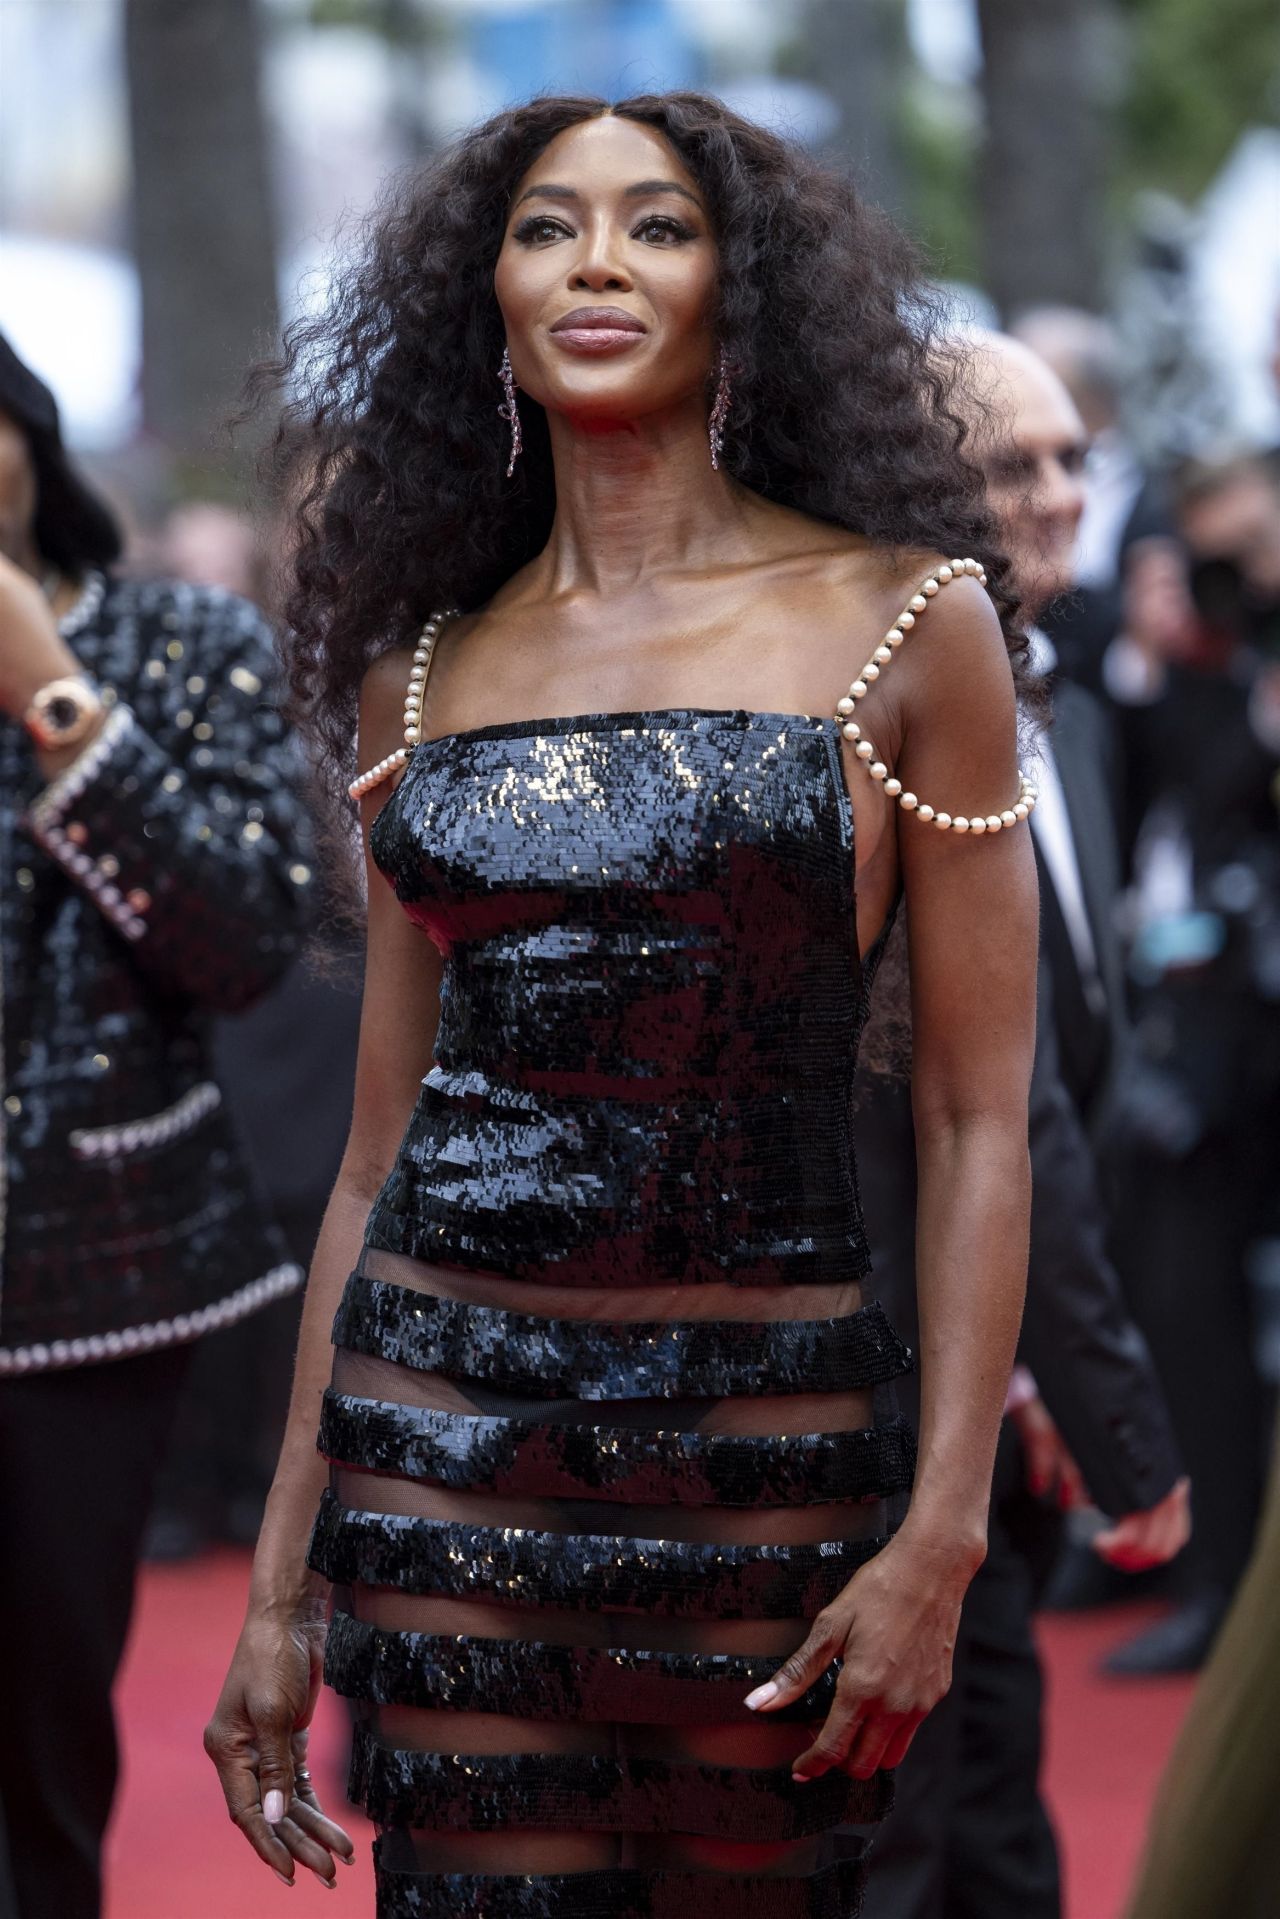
{"left": 1180, "top": 468, "right": 1280, "bottom": 599}
{"left": 977, "top": 351, "right": 1088, "bottom": 616}
{"left": 0, "top": 410, "right": 38, "bottom": 567}
{"left": 493, "top": 115, "right": 719, "bottom": 431}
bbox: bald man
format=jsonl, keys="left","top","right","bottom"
{"left": 857, "top": 334, "right": 1187, "bottom": 1919}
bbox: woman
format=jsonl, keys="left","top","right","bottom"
{"left": 0, "top": 332, "right": 312, "bottom": 1918}
{"left": 206, "top": 93, "right": 1039, "bottom": 1914}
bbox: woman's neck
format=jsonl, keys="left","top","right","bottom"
{"left": 535, "top": 399, "right": 759, "bottom": 599}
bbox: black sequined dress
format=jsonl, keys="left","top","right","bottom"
{"left": 310, "top": 708, "right": 914, "bottom": 1917}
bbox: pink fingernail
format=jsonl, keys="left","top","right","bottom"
{"left": 264, "top": 1790, "right": 285, "bottom": 1825}
{"left": 792, "top": 1771, "right": 811, "bottom": 1785}
{"left": 273, "top": 1870, "right": 294, "bottom": 1886}
{"left": 744, "top": 1681, "right": 778, "bottom": 1711}
{"left": 312, "top": 1873, "right": 336, "bottom": 1891}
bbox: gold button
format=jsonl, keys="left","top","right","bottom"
{"left": 98, "top": 854, "right": 120, "bottom": 877}
{"left": 92, "top": 1053, "right": 110, "bottom": 1070}
{"left": 166, "top": 639, "right": 184, "bottom": 660}
{"left": 3, "top": 1095, "right": 21, "bottom": 1116}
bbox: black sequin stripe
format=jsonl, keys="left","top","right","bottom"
{"left": 332, "top": 1275, "right": 913, "bottom": 1398}
{"left": 307, "top": 1491, "right": 885, "bottom": 1618}
{"left": 351, "top": 1729, "right": 892, "bottom": 1839}
{"left": 319, "top": 1392, "right": 916, "bottom": 1508}
{"left": 325, "top": 1612, "right": 838, "bottom": 1724}
{"left": 372, "top": 1848, "right": 870, "bottom": 1918}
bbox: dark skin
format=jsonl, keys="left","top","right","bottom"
{"left": 206, "top": 114, "right": 1037, "bottom": 1882}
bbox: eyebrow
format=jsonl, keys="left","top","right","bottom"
{"left": 514, "top": 179, "right": 703, "bottom": 211}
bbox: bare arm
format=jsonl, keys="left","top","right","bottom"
{"left": 749, "top": 579, "right": 1039, "bottom": 1779}
{"left": 205, "top": 650, "right": 443, "bottom": 1886}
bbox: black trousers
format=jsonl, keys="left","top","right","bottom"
{"left": 863, "top": 1426, "right": 1063, "bottom": 1919}
{"left": 0, "top": 1344, "right": 190, "bottom": 1919}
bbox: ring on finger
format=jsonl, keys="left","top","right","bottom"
{"left": 294, "top": 1768, "right": 313, "bottom": 1789}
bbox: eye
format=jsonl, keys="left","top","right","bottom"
{"left": 512, "top": 214, "right": 573, "bottom": 246}
{"left": 632, "top": 214, "right": 696, "bottom": 245}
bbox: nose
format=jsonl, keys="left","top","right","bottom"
{"left": 1043, "top": 454, "right": 1086, "bottom": 528}
{"left": 569, "top": 216, "right": 632, "bottom": 294}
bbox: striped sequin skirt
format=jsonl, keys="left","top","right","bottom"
{"left": 307, "top": 1244, "right": 916, "bottom": 1916}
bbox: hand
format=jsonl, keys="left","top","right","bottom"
{"left": 1093, "top": 1475, "right": 1192, "bottom": 1573}
{"left": 0, "top": 551, "right": 81, "bottom": 720}
{"left": 1010, "top": 1394, "right": 1089, "bottom": 1511}
{"left": 204, "top": 1607, "right": 354, "bottom": 1888}
{"left": 744, "top": 1531, "right": 975, "bottom": 1782}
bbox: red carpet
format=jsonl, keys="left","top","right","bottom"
{"left": 104, "top": 1554, "right": 1195, "bottom": 1919}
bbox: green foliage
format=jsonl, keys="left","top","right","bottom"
{"left": 898, "top": 78, "right": 979, "bottom": 282}
{"left": 1118, "top": 0, "right": 1280, "bottom": 196}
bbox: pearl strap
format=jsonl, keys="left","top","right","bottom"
{"left": 348, "top": 608, "right": 460, "bottom": 801}
{"left": 833, "top": 558, "right": 1038, "bottom": 834}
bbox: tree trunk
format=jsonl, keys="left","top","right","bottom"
{"left": 124, "top": 0, "right": 279, "bottom": 485}
{"left": 976, "top": 0, "right": 1118, "bottom": 317}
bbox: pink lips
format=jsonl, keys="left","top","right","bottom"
{"left": 549, "top": 306, "right": 647, "bottom": 353}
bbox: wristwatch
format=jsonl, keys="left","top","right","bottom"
{"left": 22, "top": 674, "right": 105, "bottom": 750}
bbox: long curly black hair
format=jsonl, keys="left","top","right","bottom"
{"left": 261, "top": 90, "right": 1025, "bottom": 791}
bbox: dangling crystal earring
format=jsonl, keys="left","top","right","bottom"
{"left": 708, "top": 345, "right": 733, "bottom": 471}
{"left": 498, "top": 348, "right": 522, "bottom": 477}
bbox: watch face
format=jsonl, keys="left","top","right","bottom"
{"left": 45, "top": 695, "right": 82, "bottom": 731}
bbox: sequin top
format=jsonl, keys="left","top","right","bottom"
{"left": 0, "top": 572, "right": 314, "bottom": 1371}
{"left": 365, "top": 707, "right": 892, "bottom": 1288}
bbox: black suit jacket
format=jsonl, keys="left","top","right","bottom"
{"left": 857, "top": 679, "right": 1182, "bottom": 1519}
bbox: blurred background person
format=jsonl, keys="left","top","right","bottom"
{"left": 141, "top": 497, "right": 363, "bottom": 1561}
{"left": 0, "top": 332, "right": 313, "bottom": 1919}
{"left": 858, "top": 330, "right": 1187, "bottom": 1919}
{"left": 1098, "top": 447, "right": 1280, "bottom": 1673}
{"left": 1124, "top": 1425, "right": 1280, "bottom": 1919}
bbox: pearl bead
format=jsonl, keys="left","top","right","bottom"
{"left": 850, "top": 680, "right": 868, "bottom": 699}
{"left": 953, "top": 816, "right": 970, "bottom": 833}
{"left": 911, "top": 594, "right": 929, "bottom": 613}
{"left": 874, "top": 646, "right": 892, "bottom": 664}
{"left": 970, "top": 817, "right": 987, "bottom": 834}
{"left": 863, "top": 662, "right": 880, "bottom": 681}
{"left": 842, "top": 721, "right": 860, "bottom": 741}
{"left": 856, "top": 740, "right": 875, "bottom": 760}
{"left": 952, "top": 559, "right": 966, "bottom": 572}
{"left": 884, "top": 777, "right": 902, "bottom": 797}
{"left": 986, "top": 814, "right": 1003, "bottom": 833}
{"left": 837, "top": 696, "right": 855, "bottom": 715}
{"left": 933, "top": 812, "right": 951, "bottom": 830}
{"left": 898, "top": 612, "right": 916, "bottom": 631}
{"left": 870, "top": 762, "right": 888, "bottom": 781}
{"left": 1001, "top": 810, "right": 1017, "bottom": 828}
{"left": 937, "top": 566, "right": 953, "bottom": 584}
{"left": 887, "top": 628, "right": 904, "bottom": 647}
{"left": 916, "top": 803, "right": 933, "bottom": 822}
{"left": 1013, "top": 802, "right": 1029, "bottom": 820}
{"left": 965, "top": 558, "right": 980, "bottom": 575}
{"left": 900, "top": 792, "right": 918, "bottom": 810}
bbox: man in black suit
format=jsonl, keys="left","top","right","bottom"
{"left": 860, "top": 334, "right": 1188, "bottom": 1919}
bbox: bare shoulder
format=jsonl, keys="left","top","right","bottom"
{"left": 358, "top": 645, "right": 417, "bottom": 760}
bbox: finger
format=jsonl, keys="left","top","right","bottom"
{"left": 843, "top": 1715, "right": 895, "bottom": 1780}
{"left": 274, "top": 1814, "right": 340, "bottom": 1885}
{"left": 879, "top": 1717, "right": 922, "bottom": 1772}
{"left": 211, "top": 1744, "right": 296, "bottom": 1880}
{"left": 744, "top": 1614, "right": 841, "bottom": 1713}
{"left": 289, "top": 1796, "right": 356, "bottom": 1862}
{"left": 257, "top": 1717, "right": 297, "bottom": 1832}
{"left": 791, "top": 1690, "right": 867, "bottom": 1782}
